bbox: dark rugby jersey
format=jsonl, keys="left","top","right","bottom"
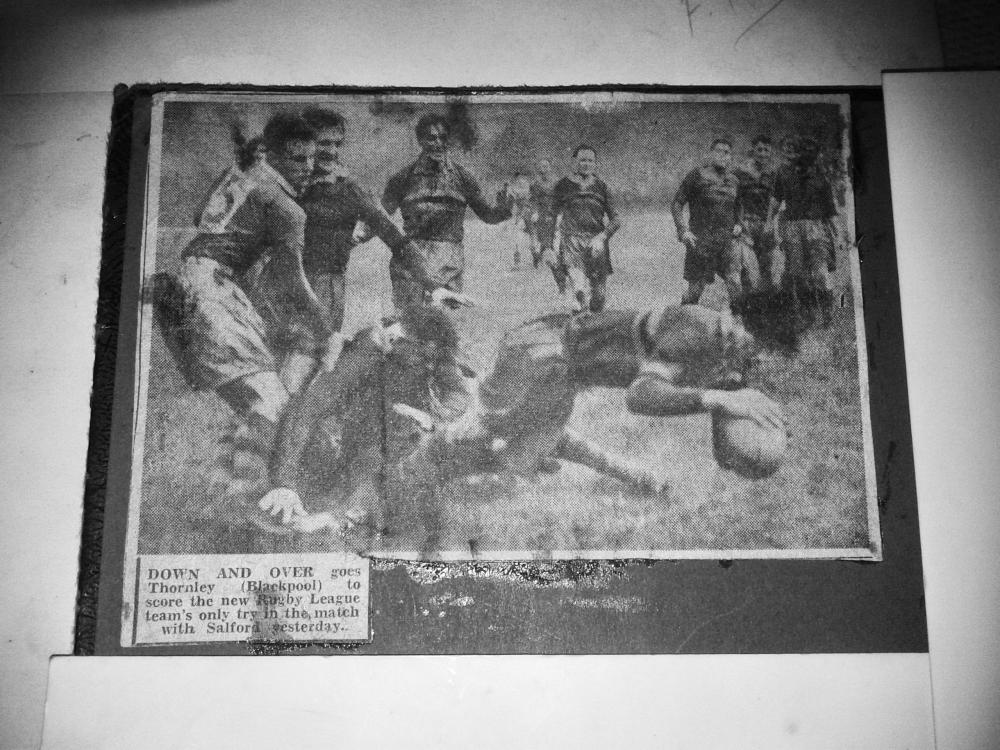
{"left": 673, "top": 165, "right": 739, "bottom": 235}
{"left": 529, "top": 176, "right": 558, "bottom": 221}
{"left": 773, "top": 163, "right": 836, "bottom": 221}
{"left": 184, "top": 162, "right": 305, "bottom": 276}
{"left": 382, "top": 155, "right": 510, "bottom": 243}
{"left": 553, "top": 176, "right": 618, "bottom": 236}
{"left": 734, "top": 160, "right": 777, "bottom": 220}
{"left": 300, "top": 170, "right": 408, "bottom": 274}
{"left": 564, "top": 305, "right": 732, "bottom": 389}
{"left": 271, "top": 327, "right": 467, "bottom": 492}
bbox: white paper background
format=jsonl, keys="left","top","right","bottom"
{"left": 0, "top": 2, "right": 976, "bottom": 749}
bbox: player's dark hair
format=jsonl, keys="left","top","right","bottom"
{"left": 302, "top": 107, "right": 346, "bottom": 132}
{"left": 415, "top": 112, "right": 451, "bottom": 140}
{"left": 399, "top": 304, "right": 459, "bottom": 352}
{"left": 237, "top": 137, "right": 264, "bottom": 170}
{"left": 711, "top": 137, "right": 733, "bottom": 150}
{"left": 262, "top": 112, "right": 316, "bottom": 153}
{"left": 752, "top": 135, "right": 772, "bottom": 147}
{"left": 573, "top": 144, "right": 596, "bottom": 158}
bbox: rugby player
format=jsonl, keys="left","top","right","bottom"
{"left": 766, "top": 135, "right": 841, "bottom": 327}
{"left": 552, "top": 145, "right": 621, "bottom": 312}
{"left": 507, "top": 172, "right": 532, "bottom": 269}
{"left": 734, "top": 135, "right": 780, "bottom": 293}
{"left": 261, "top": 302, "right": 784, "bottom": 547}
{"left": 297, "top": 107, "right": 471, "bottom": 365}
{"left": 671, "top": 138, "right": 742, "bottom": 312}
{"left": 256, "top": 304, "right": 471, "bottom": 535}
{"left": 529, "top": 157, "right": 562, "bottom": 283}
{"left": 155, "top": 112, "right": 330, "bottom": 430}
{"left": 382, "top": 113, "right": 512, "bottom": 310}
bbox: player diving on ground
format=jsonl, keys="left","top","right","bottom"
{"left": 252, "top": 302, "right": 787, "bottom": 553}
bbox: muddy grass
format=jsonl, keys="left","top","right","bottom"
{"left": 138, "top": 213, "right": 872, "bottom": 558}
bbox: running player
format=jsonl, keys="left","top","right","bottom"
{"left": 382, "top": 112, "right": 512, "bottom": 310}
{"left": 553, "top": 145, "right": 621, "bottom": 312}
{"left": 671, "top": 138, "right": 742, "bottom": 312}
{"left": 529, "top": 157, "right": 562, "bottom": 285}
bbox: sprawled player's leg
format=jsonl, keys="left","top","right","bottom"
{"left": 554, "top": 429, "right": 667, "bottom": 494}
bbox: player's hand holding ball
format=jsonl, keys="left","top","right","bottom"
{"left": 707, "top": 389, "right": 788, "bottom": 479}
{"left": 258, "top": 487, "right": 307, "bottom": 525}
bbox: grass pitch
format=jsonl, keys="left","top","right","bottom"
{"left": 138, "top": 212, "right": 872, "bottom": 558}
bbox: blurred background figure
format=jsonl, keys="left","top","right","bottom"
{"left": 767, "top": 134, "right": 841, "bottom": 333}
{"left": 529, "top": 157, "right": 563, "bottom": 287}
{"left": 507, "top": 172, "right": 532, "bottom": 269}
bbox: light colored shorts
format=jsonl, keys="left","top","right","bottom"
{"left": 175, "top": 256, "right": 276, "bottom": 390}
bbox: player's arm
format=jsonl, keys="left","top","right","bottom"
{"left": 381, "top": 170, "right": 405, "bottom": 216}
{"left": 269, "top": 370, "right": 345, "bottom": 492}
{"left": 264, "top": 199, "right": 330, "bottom": 344}
{"left": 463, "top": 168, "right": 513, "bottom": 224}
{"left": 671, "top": 172, "right": 696, "bottom": 246}
{"left": 765, "top": 171, "right": 786, "bottom": 233}
{"left": 626, "top": 364, "right": 784, "bottom": 428}
{"left": 341, "top": 179, "right": 438, "bottom": 292}
{"left": 601, "top": 181, "right": 621, "bottom": 239}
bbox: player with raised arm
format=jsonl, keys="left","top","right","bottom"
{"left": 382, "top": 112, "right": 512, "bottom": 310}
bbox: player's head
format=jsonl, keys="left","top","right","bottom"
{"left": 780, "top": 135, "right": 799, "bottom": 162}
{"left": 393, "top": 304, "right": 460, "bottom": 371}
{"left": 302, "top": 108, "right": 346, "bottom": 175}
{"left": 796, "top": 135, "right": 820, "bottom": 164}
{"left": 263, "top": 112, "right": 317, "bottom": 193}
{"left": 573, "top": 145, "right": 597, "bottom": 176}
{"left": 710, "top": 138, "right": 733, "bottom": 168}
{"left": 510, "top": 172, "right": 531, "bottom": 197}
{"left": 415, "top": 113, "right": 451, "bottom": 157}
{"left": 640, "top": 304, "right": 760, "bottom": 390}
{"left": 537, "top": 157, "right": 553, "bottom": 176}
{"left": 750, "top": 135, "right": 772, "bottom": 164}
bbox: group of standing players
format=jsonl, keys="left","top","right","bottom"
{"left": 158, "top": 104, "right": 827, "bottom": 539}
{"left": 509, "top": 131, "right": 843, "bottom": 348}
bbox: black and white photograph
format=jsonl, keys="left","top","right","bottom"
{"left": 125, "top": 90, "right": 878, "bottom": 573}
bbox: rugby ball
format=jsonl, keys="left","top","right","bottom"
{"left": 712, "top": 412, "right": 787, "bottom": 479}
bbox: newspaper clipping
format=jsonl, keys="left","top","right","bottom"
{"left": 121, "top": 91, "right": 879, "bottom": 646}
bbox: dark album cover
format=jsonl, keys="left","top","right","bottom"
{"left": 87, "top": 89, "right": 925, "bottom": 654}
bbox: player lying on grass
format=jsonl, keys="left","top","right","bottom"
{"left": 254, "top": 301, "right": 786, "bottom": 549}
{"left": 207, "top": 303, "right": 472, "bottom": 535}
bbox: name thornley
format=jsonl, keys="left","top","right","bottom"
{"left": 147, "top": 581, "right": 216, "bottom": 595}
